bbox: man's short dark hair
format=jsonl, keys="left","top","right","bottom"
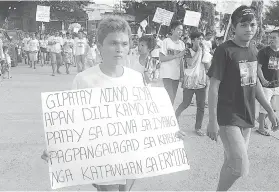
{"left": 170, "top": 20, "right": 182, "bottom": 31}
{"left": 190, "top": 31, "right": 203, "bottom": 40}
{"left": 231, "top": 5, "right": 256, "bottom": 27}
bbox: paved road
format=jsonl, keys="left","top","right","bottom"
{"left": 0, "top": 63, "right": 278, "bottom": 191}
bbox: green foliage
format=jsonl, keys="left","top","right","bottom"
{"left": 0, "top": 1, "right": 90, "bottom": 22}
{"left": 124, "top": 0, "right": 215, "bottom": 35}
{"left": 264, "top": 0, "right": 279, "bottom": 27}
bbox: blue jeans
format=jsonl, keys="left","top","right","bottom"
{"left": 175, "top": 87, "right": 206, "bottom": 130}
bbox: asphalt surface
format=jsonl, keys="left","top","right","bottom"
{"left": 0, "top": 63, "right": 278, "bottom": 191}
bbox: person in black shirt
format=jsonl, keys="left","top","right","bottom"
{"left": 207, "top": 5, "right": 279, "bottom": 191}
{"left": 257, "top": 29, "right": 279, "bottom": 136}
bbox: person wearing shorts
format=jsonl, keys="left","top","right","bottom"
{"left": 48, "top": 32, "right": 63, "bottom": 76}
{"left": 74, "top": 30, "right": 87, "bottom": 73}
{"left": 22, "top": 32, "right": 30, "bottom": 66}
{"left": 39, "top": 34, "right": 48, "bottom": 66}
{"left": 207, "top": 6, "right": 279, "bottom": 191}
{"left": 28, "top": 33, "right": 39, "bottom": 69}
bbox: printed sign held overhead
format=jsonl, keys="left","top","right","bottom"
{"left": 183, "top": 11, "right": 201, "bottom": 27}
{"left": 36, "top": 5, "right": 50, "bottom": 22}
{"left": 152, "top": 7, "right": 174, "bottom": 26}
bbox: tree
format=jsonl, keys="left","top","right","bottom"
{"left": 251, "top": 0, "right": 264, "bottom": 44}
{"left": 264, "top": 0, "right": 279, "bottom": 27}
{"left": 124, "top": 0, "right": 216, "bottom": 35}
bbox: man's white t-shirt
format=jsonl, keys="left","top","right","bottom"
{"left": 86, "top": 44, "right": 98, "bottom": 60}
{"left": 73, "top": 64, "right": 144, "bottom": 89}
{"left": 23, "top": 37, "right": 30, "bottom": 51}
{"left": 202, "top": 40, "right": 212, "bottom": 53}
{"left": 160, "top": 38, "right": 185, "bottom": 80}
{"left": 74, "top": 38, "right": 87, "bottom": 56}
{"left": 29, "top": 39, "right": 39, "bottom": 52}
{"left": 126, "top": 54, "right": 145, "bottom": 74}
{"left": 39, "top": 39, "right": 48, "bottom": 48}
{"left": 72, "top": 65, "right": 144, "bottom": 186}
{"left": 48, "top": 36, "right": 63, "bottom": 53}
{"left": 151, "top": 39, "right": 163, "bottom": 58}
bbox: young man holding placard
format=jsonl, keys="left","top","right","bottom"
{"left": 42, "top": 16, "right": 186, "bottom": 191}
{"left": 207, "top": 5, "right": 279, "bottom": 191}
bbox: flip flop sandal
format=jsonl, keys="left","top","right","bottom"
{"left": 256, "top": 129, "right": 270, "bottom": 136}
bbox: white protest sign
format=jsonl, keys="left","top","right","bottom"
{"left": 87, "top": 10, "right": 102, "bottom": 21}
{"left": 183, "top": 11, "right": 201, "bottom": 27}
{"left": 36, "top": 5, "right": 50, "bottom": 22}
{"left": 152, "top": 7, "right": 174, "bottom": 26}
{"left": 41, "top": 86, "right": 190, "bottom": 189}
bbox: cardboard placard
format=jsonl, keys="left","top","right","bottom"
{"left": 36, "top": 5, "right": 50, "bottom": 22}
{"left": 152, "top": 7, "right": 174, "bottom": 26}
{"left": 41, "top": 86, "right": 190, "bottom": 189}
{"left": 183, "top": 11, "right": 201, "bottom": 27}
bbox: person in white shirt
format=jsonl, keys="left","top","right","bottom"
{"left": 74, "top": 31, "right": 87, "bottom": 73}
{"left": 159, "top": 20, "right": 186, "bottom": 105}
{"left": 28, "top": 33, "right": 40, "bottom": 69}
{"left": 85, "top": 36, "right": 98, "bottom": 67}
{"left": 48, "top": 31, "right": 63, "bottom": 76}
{"left": 22, "top": 33, "right": 30, "bottom": 66}
{"left": 39, "top": 34, "right": 48, "bottom": 66}
{"left": 62, "top": 32, "right": 74, "bottom": 74}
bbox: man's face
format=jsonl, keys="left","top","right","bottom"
{"left": 234, "top": 19, "right": 257, "bottom": 42}
{"left": 269, "top": 32, "right": 279, "bottom": 47}
{"left": 205, "top": 34, "right": 212, "bottom": 41}
{"left": 55, "top": 32, "right": 59, "bottom": 37}
{"left": 172, "top": 25, "right": 183, "bottom": 38}
{"left": 193, "top": 36, "right": 203, "bottom": 47}
{"left": 98, "top": 32, "right": 130, "bottom": 66}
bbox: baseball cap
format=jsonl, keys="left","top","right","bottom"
{"left": 231, "top": 5, "right": 256, "bottom": 26}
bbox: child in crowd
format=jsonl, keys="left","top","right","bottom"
{"left": 1, "top": 46, "right": 12, "bottom": 79}
{"left": 127, "top": 35, "right": 160, "bottom": 84}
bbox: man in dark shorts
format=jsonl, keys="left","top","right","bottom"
{"left": 257, "top": 29, "right": 279, "bottom": 136}
{"left": 207, "top": 5, "right": 279, "bottom": 191}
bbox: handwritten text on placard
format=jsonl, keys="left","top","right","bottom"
{"left": 152, "top": 7, "right": 174, "bottom": 26}
{"left": 41, "top": 86, "right": 190, "bottom": 189}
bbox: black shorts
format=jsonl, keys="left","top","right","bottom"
{"left": 40, "top": 47, "right": 47, "bottom": 53}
